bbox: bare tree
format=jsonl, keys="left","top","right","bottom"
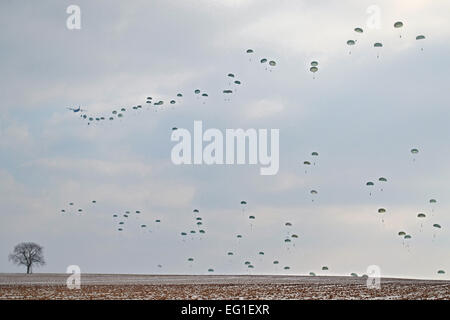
{"left": 9, "top": 242, "right": 45, "bottom": 274}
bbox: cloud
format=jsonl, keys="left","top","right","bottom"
{"left": 243, "top": 99, "right": 284, "bottom": 119}
{"left": 28, "top": 157, "right": 154, "bottom": 178}
{"left": 253, "top": 171, "right": 305, "bottom": 193}
{"left": 0, "top": 122, "right": 33, "bottom": 152}
{"left": 0, "top": 0, "right": 449, "bottom": 278}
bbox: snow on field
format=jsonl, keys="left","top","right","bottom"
{"left": 0, "top": 274, "right": 449, "bottom": 299}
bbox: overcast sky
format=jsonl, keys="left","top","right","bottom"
{"left": 1, "top": 0, "right": 449, "bottom": 279}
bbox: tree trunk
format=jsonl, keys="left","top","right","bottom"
{"left": 26, "top": 265, "right": 31, "bottom": 274}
